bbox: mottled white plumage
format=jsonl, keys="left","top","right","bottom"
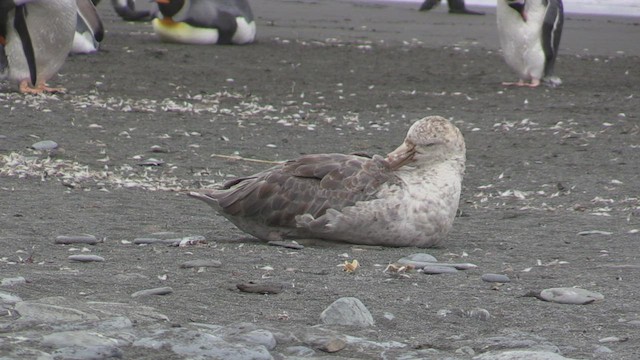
{"left": 1, "top": 0, "right": 76, "bottom": 93}
{"left": 189, "top": 116, "right": 466, "bottom": 248}
{"left": 496, "top": 0, "right": 564, "bottom": 87}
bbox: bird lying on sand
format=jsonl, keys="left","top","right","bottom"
{"left": 496, "top": 0, "right": 564, "bottom": 87}
{"left": 189, "top": 116, "right": 466, "bottom": 248}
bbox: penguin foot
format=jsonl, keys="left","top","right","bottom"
{"left": 449, "top": 8, "right": 484, "bottom": 15}
{"left": 501, "top": 80, "right": 541, "bottom": 88}
{"left": 20, "top": 81, "right": 67, "bottom": 94}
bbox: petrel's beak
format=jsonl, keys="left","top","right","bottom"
{"left": 386, "top": 141, "right": 416, "bottom": 170}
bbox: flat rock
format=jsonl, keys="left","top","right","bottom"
{"left": 131, "top": 287, "right": 174, "bottom": 298}
{"left": 482, "top": 273, "right": 511, "bottom": 283}
{"left": 473, "top": 349, "right": 577, "bottom": 360}
{"left": 134, "top": 328, "right": 273, "bottom": 359}
{"left": 320, "top": 297, "right": 374, "bottom": 327}
{"left": 539, "top": 288, "right": 604, "bottom": 305}
{"left": 55, "top": 234, "right": 99, "bottom": 245}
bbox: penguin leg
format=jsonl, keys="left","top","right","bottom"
{"left": 419, "top": 0, "right": 441, "bottom": 11}
{"left": 447, "top": 0, "right": 484, "bottom": 15}
{"left": 19, "top": 80, "right": 66, "bottom": 94}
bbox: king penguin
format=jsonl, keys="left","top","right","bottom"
{"left": 1, "top": 0, "right": 77, "bottom": 93}
{"left": 152, "top": 0, "right": 256, "bottom": 45}
{"left": 496, "top": 0, "right": 564, "bottom": 87}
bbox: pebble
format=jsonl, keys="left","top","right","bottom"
{"left": 31, "top": 140, "right": 58, "bottom": 151}
{"left": 55, "top": 234, "right": 99, "bottom": 245}
{"left": 538, "top": 287, "right": 604, "bottom": 305}
{"left": 134, "top": 234, "right": 206, "bottom": 246}
{"left": 304, "top": 334, "right": 347, "bottom": 353}
{"left": 482, "top": 273, "right": 511, "bottom": 283}
{"left": 422, "top": 265, "right": 459, "bottom": 274}
{"left": 598, "top": 336, "right": 622, "bottom": 343}
{"left": 396, "top": 254, "right": 477, "bottom": 271}
{"left": 1, "top": 276, "right": 27, "bottom": 287}
{"left": 137, "top": 158, "right": 165, "bottom": 166}
{"left": 236, "top": 282, "right": 285, "bottom": 294}
{"left": 473, "top": 350, "right": 576, "bottom": 359}
{"left": 68, "top": 254, "right": 105, "bottom": 262}
{"left": 180, "top": 259, "right": 222, "bottom": 268}
{"left": 131, "top": 287, "right": 174, "bottom": 298}
{"left": 0, "top": 291, "right": 22, "bottom": 305}
{"left": 320, "top": 297, "right": 374, "bottom": 327}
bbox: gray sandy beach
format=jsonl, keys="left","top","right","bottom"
{"left": 1, "top": 1, "right": 639, "bottom": 359}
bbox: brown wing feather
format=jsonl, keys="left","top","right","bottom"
{"left": 209, "top": 153, "right": 398, "bottom": 227}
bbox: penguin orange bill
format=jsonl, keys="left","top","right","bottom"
{"left": 155, "top": 0, "right": 170, "bottom": 3}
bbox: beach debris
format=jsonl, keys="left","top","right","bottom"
{"left": 383, "top": 263, "right": 414, "bottom": 278}
{"left": 338, "top": 259, "right": 359, "bottom": 272}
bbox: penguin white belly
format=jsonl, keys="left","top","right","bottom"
{"left": 497, "top": 15, "right": 545, "bottom": 81}
{"left": 152, "top": 18, "right": 220, "bottom": 45}
{"left": 231, "top": 17, "right": 256, "bottom": 45}
{"left": 6, "top": 0, "right": 76, "bottom": 86}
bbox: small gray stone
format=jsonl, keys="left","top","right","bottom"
{"left": 1, "top": 276, "right": 27, "bottom": 287}
{"left": 68, "top": 254, "right": 105, "bottom": 262}
{"left": 422, "top": 265, "right": 459, "bottom": 274}
{"left": 473, "top": 349, "right": 576, "bottom": 359}
{"left": 396, "top": 253, "right": 438, "bottom": 267}
{"left": 0, "top": 291, "right": 22, "bottom": 305}
{"left": 482, "top": 273, "right": 511, "bottom": 283}
{"left": 134, "top": 328, "right": 272, "bottom": 359}
{"left": 55, "top": 235, "right": 99, "bottom": 245}
{"left": 305, "top": 334, "right": 347, "bottom": 353}
{"left": 598, "top": 336, "right": 622, "bottom": 343}
{"left": 32, "top": 140, "right": 58, "bottom": 151}
{"left": 14, "top": 301, "right": 99, "bottom": 323}
{"left": 131, "top": 287, "right": 173, "bottom": 298}
{"left": 456, "top": 346, "right": 476, "bottom": 356}
{"left": 180, "top": 259, "right": 222, "bottom": 268}
{"left": 231, "top": 329, "right": 277, "bottom": 350}
{"left": 539, "top": 287, "right": 604, "bottom": 305}
{"left": 594, "top": 345, "right": 613, "bottom": 354}
{"left": 51, "top": 345, "right": 124, "bottom": 360}
{"left": 42, "top": 330, "right": 121, "bottom": 348}
{"left": 137, "top": 158, "right": 164, "bottom": 166}
{"left": 320, "top": 297, "right": 374, "bottom": 327}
